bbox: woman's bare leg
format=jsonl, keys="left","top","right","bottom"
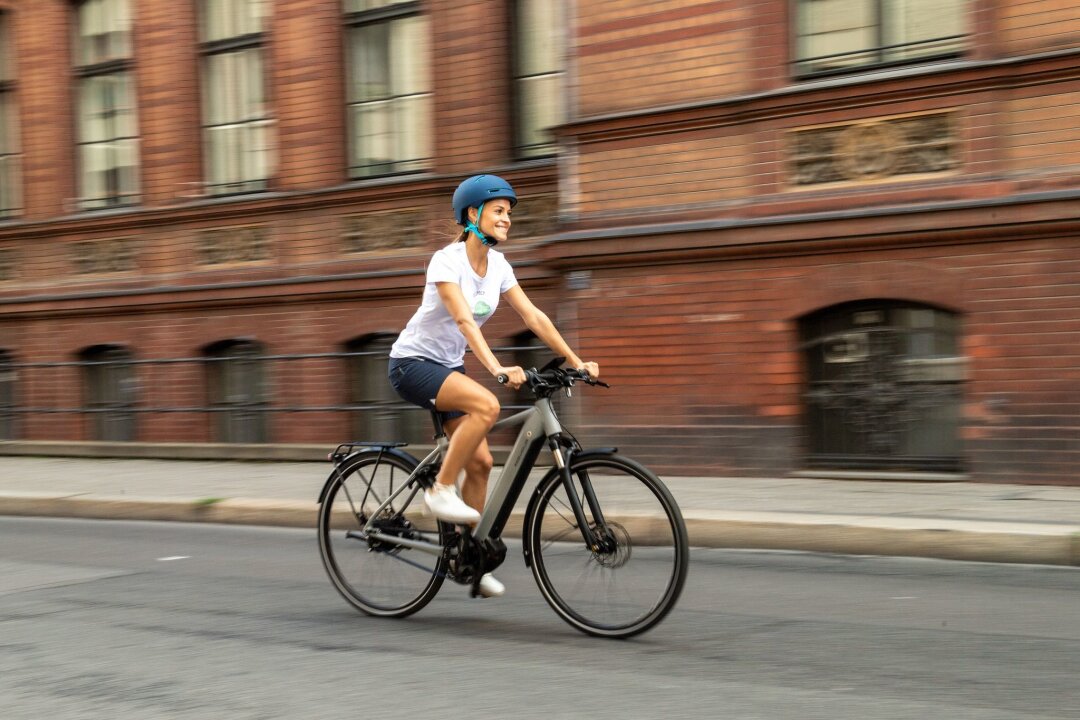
{"left": 433, "top": 372, "right": 499, "bottom": 508}
{"left": 444, "top": 415, "right": 494, "bottom": 513}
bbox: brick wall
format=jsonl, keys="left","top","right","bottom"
{"left": 1000, "top": 0, "right": 1080, "bottom": 53}
{"left": 565, "top": 235, "right": 1080, "bottom": 482}
{"left": 1005, "top": 87, "right": 1080, "bottom": 173}
{"left": 0, "top": 1, "right": 1078, "bottom": 484}
{"left": 575, "top": 0, "right": 755, "bottom": 117}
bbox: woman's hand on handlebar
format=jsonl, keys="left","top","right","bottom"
{"left": 494, "top": 365, "right": 527, "bottom": 389}
{"left": 576, "top": 361, "right": 600, "bottom": 379}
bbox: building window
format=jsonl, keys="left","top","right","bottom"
{"left": 79, "top": 344, "right": 138, "bottom": 441}
{"left": 800, "top": 300, "right": 964, "bottom": 472}
{"left": 199, "top": 0, "right": 272, "bottom": 195}
{"left": 0, "top": 12, "right": 20, "bottom": 218}
{"left": 74, "top": 0, "right": 140, "bottom": 209}
{"left": 344, "top": 1, "right": 431, "bottom": 178}
{"left": 205, "top": 339, "right": 269, "bottom": 443}
{"left": 793, "top": 0, "right": 967, "bottom": 78}
{"left": 345, "top": 334, "right": 427, "bottom": 444}
{"left": 512, "top": 0, "right": 565, "bottom": 158}
{"left": 0, "top": 350, "right": 16, "bottom": 439}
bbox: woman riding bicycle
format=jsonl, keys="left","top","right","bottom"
{"left": 388, "top": 174, "right": 599, "bottom": 598}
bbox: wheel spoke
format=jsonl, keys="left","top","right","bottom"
{"left": 528, "top": 457, "right": 687, "bottom": 638}
{"left": 318, "top": 454, "right": 448, "bottom": 618}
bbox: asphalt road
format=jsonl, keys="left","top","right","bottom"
{"left": 1, "top": 517, "right": 1078, "bottom": 720}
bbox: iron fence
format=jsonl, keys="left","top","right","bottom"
{"left": 0, "top": 345, "right": 548, "bottom": 444}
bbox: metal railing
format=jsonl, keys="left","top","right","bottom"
{"left": 0, "top": 346, "right": 545, "bottom": 444}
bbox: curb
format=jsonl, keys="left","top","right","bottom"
{"left": 2, "top": 495, "right": 1078, "bottom": 567}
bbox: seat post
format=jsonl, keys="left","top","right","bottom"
{"left": 429, "top": 410, "right": 446, "bottom": 440}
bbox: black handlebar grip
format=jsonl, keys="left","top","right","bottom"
{"left": 497, "top": 374, "right": 509, "bottom": 385}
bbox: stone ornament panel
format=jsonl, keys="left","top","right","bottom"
{"left": 342, "top": 209, "right": 426, "bottom": 254}
{"left": 196, "top": 226, "right": 270, "bottom": 266}
{"left": 788, "top": 111, "right": 958, "bottom": 187}
{"left": 71, "top": 238, "right": 137, "bottom": 275}
{"left": 508, "top": 194, "right": 558, "bottom": 241}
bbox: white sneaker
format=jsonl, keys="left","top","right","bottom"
{"left": 477, "top": 573, "right": 505, "bottom": 598}
{"left": 423, "top": 483, "right": 481, "bottom": 524}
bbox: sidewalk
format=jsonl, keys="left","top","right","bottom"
{"left": 0, "top": 456, "right": 1077, "bottom": 566}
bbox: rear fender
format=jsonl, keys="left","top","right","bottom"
{"left": 316, "top": 446, "right": 419, "bottom": 504}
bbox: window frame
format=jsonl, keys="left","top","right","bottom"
{"left": 791, "top": 0, "right": 967, "bottom": 80}
{"left": 0, "top": 11, "right": 21, "bottom": 218}
{"left": 0, "top": 349, "right": 16, "bottom": 439}
{"left": 72, "top": 0, "right": 141, "bottom": 210}
{"left": 198, "top": 0, "right": 273, "bottom": 197}
{"left": 510, "top": 0, "right": 566, "bottom": 159}
{"left": 204, "top": 338, "right": 270, "bottom": 443}
{"left": 344, "top": 333, "right": 427, "bottom": 444}
{"left": 79, "top": 343, "right": 138, "bottom": 442}
{"left": 343, "top": 0, "right": 432, "bottom": 180}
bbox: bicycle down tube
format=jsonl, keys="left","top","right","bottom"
{"left": 358, "top": 396, "right": 589, "bottom": 553}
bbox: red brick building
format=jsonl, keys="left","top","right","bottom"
{"left": 0, "top": 0, "right": 1077, "bottom": 484}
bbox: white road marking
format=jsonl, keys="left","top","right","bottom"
{"left": 156, "top": 556, "right": 190, "bottom": 562}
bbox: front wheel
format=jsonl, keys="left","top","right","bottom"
{"left": 318, "top": 451, "right": 451, "bottom": 618}
{"left": 525, "top": 454, "right": 689, "bottom": 638}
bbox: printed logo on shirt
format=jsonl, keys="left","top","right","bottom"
{"left": 472, "top": 300, "right": 492, "bottom": 318}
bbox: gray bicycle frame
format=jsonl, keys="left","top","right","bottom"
{"left": 359, "top": 395, "right": 565, "bottom": 556}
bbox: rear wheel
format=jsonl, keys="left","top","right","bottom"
{"left": 318, "top": 452, "right": 450, "bottom": 617}
{"left": 526, "top": 454, "right": 688, "bottom": 638}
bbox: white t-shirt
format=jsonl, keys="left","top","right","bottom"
{"left": 390, "top": 242, "right": 518, "bottom": 367}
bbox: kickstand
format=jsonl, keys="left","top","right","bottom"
{"left": 469, "top": 578, "right": 482, "bottom": 598}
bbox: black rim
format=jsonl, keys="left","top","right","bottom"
{"left": 319, "top": 455, "right": 448, "bottom": 616}
{"left": 529, "top": 457, "right": 687, "bottom": 637}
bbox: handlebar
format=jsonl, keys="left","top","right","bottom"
{"left": 497, "top": 366, "right": 609, "bottom": 394}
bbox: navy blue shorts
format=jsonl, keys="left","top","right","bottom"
{"left": 388, "top": 357, "right": 466, "bottom": 422}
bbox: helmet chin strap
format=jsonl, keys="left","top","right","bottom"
{"left": 464, "top": 203, "right": 498, "bottom": 246}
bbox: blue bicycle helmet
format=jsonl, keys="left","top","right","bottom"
{"left": 452, "top": 174, "right": 518, "bottom": 225}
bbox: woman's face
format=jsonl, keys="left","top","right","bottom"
{"left": 470, "top": 199, "right": 512, "bottom": 244}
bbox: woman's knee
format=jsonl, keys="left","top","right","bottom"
{"left": 475, "top": 392, "right": 500, "bottom": 427}
{"left": 469, "top": 447, "right": 494, "bottom": 476}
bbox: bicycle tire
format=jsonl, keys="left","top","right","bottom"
{"left": 318, "top": 451, "right": 451, "bottom": 618}
{"left": 526, "top": 453, "right": 689, "bottom": 638}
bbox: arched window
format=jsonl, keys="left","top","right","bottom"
{"left": 79, "top": 344, "right": 137, "bottom": 441}
{"left": 0, "top": 350, "right": 16, "bottom": 439}
{"left": 800, "top": 300, "right": 964, "bottom": 472}
{"left": 345, "top": 334, "right": 426, "bottom": 444}
{"left": 204, "top": 339, "right": 268, "bottom": 443}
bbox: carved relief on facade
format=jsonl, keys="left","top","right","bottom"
{"left": 789, "top": 111, "right": 958, "bottom": 187}
{"left": 507, "top": 194, "right": 557, "bottom": 240}
{"left": 71, "top": 238, "right": 137, "bottom": 274}
{"left": 195, "top": 226, "right": 269, "bottom": 265}
{"left": 342, "top": 209, "right": 426, "bottom": 254}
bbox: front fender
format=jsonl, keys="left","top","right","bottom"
{"left": 316, "top": 446, "right": 419, "bottom": 504}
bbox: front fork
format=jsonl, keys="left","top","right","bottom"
{"left": 549, "top": 437, "right": 612, "bottom": 552}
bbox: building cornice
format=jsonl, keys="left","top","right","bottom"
{"left": 537, "top": 189, "right": 1080, "bottom": 269}
{"left": 557, "top": 48, "right": 1080, "bottom": 144}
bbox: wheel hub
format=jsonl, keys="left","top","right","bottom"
{"left": 591, "top": 521, "right": 631, "bottom": 568}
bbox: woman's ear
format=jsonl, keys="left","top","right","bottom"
{"left": 467, "top": 206, "right": 479, "bottom": 223}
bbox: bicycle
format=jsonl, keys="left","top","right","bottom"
{"left": 316, "top": 358, "right": 689, "bottom": 638}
